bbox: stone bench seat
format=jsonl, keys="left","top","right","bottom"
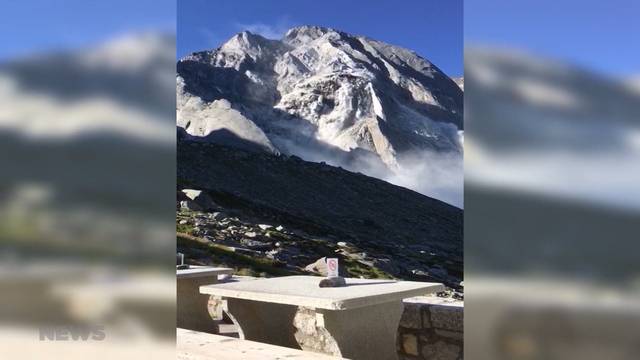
{"left": 177, "top": 328, "right": 347, "bottom": 360}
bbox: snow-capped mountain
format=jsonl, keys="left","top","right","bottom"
{"left": 177, "top": 26, "right": 463, "bottom": 206}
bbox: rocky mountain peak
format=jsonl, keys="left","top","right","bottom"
{"left": 223, "top": 30, "right": 274, "bottom": 50}
{"left": 283, "top": 25, "right": 338, "bottom": 46}
{"left": 177, "top": 26, "right": 463, "bottom": 206}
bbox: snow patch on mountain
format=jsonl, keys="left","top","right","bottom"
{"left": 453, "top": 77, "right": 464, "bottom": 91}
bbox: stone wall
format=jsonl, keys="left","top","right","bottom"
{"left": 397, "top": 297, "right": 463, "bottom": 360}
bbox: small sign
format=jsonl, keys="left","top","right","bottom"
{"left": 326, "top": 258, "right": 338, "bottom": 278}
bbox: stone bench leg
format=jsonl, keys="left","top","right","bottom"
{"left": 222, "top": 297, "right": 300, "bottom": 348}
{"left": 177, "top": 277, "right": 220, "bottom": 333}
{"left": 222, "top": 296, "right": 404, "bottom": 360}
{"left": 294, "top": 301, "right": 404, "bottom": 360}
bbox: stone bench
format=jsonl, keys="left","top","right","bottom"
{"left": 202, "top": 276, "right": 463, "bottom": 359}
{"left": 177, "top": 328, "right": 347, "bottom": 359}
{"left": 200, "top": 276, "right": 443, "bottom": 360}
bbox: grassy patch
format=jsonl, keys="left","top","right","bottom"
{"left": 177, "top": 233, "right": 303, "bottom": 277}
{"left": 176, "top": 223, "right": 194, "bottom": 234}
{"left": 342, "top": 258, "right": 393, "bottom": 279}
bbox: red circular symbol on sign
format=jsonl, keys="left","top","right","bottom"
{"left": 328, "top": 261, "right": 336, "bottom": 270}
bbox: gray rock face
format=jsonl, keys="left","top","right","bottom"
{"left": 177, "top": 26, "right": 463, "bottom": 204}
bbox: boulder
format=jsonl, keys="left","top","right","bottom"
{"left": 304, "top": 257, "right": 346, "bottom": 277}
{"left": 240, "top": 239, "right": 271, "bottom": 250}
{"left": 181, "top": 189, "right": 220, "bottom": 211}
{"left": 318, "top": 276, "right": 346, "bottom": 287}
{"left": 180, "top": 200, "right": 203, "bottom": 211}
{"left": 177, "top": 190, "right": 189, "bottom": 202}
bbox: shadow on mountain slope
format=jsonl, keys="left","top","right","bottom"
{"left": 177, "top": 132, "right": 462, "bottom": 284}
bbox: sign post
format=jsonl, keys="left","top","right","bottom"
{"left": 326, "top": 258, "right": 338, "bottom": 278}
{"left": 319, "top": 257, "right": 345, "bottom": 287}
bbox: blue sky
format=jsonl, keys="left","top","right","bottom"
{"left": 0, "top": 0, "right": 175, "bottom": 59}
{"left": 465, "top": 0, "right": 640, "bottom": 76}
{"left": 3, "top": 1, "right": 633, "bottom": 77}
{"left": 178, "top": 0, "right": 463, "bottom": 77}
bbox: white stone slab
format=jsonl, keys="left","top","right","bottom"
{"left": 177, "top": 266, "right": 234, "bottom": 279}
{"left": 200, "top": 275, "right": 443, "bottom": 310}
{"left": 177, "top": 328, "right": 346, "bottom": 359}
